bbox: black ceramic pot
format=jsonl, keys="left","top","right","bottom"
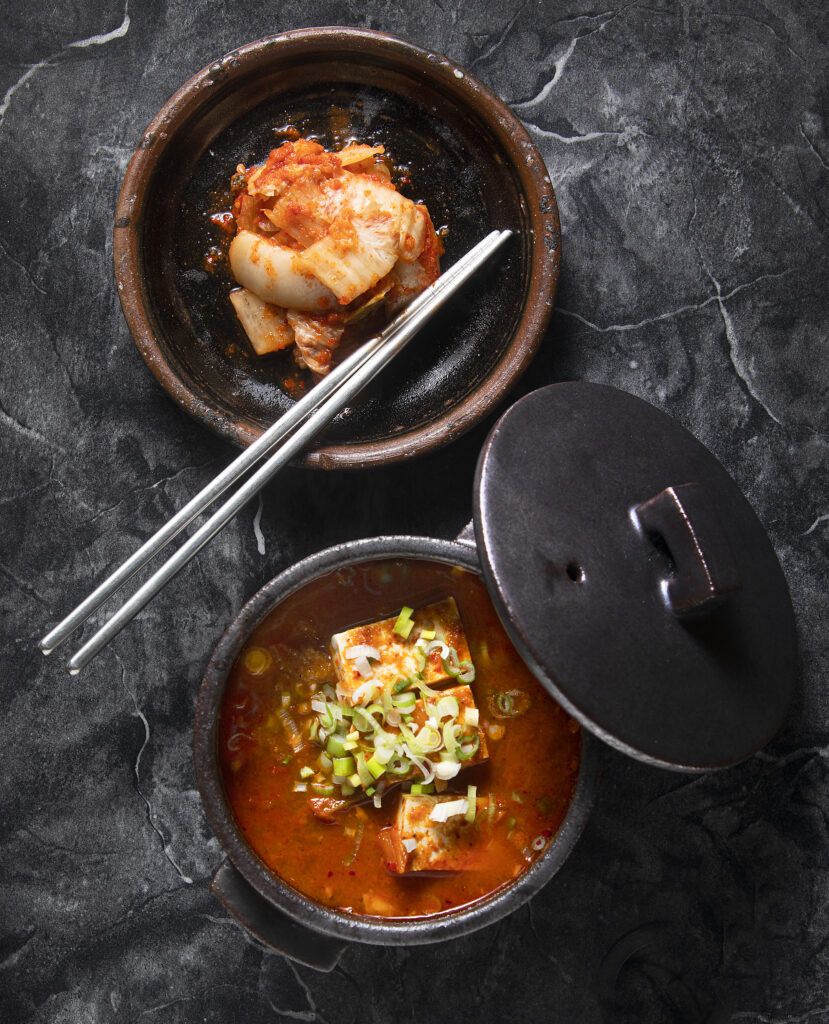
{"left": 194, "top": 533, "right": 600, "bottom": 970}
{"left": 194, "top": 381, "right": 796, "bottom": 969}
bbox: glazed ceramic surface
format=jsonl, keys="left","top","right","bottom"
{"left": 114, "top": 29, "right": 560, "bottom": 467}
{"left": 194, "top": 537, "right": 598, "bottom": 955}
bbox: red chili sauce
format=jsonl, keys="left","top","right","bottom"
{"left": 218, "top": 559, "right": 581, "bottom": 918}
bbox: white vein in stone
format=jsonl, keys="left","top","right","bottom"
{"left": 0, "top": 237, "right": 47, "bottom": 295}
{"left": 469, "top": 1, "right": 530, "bottom": 67}
{"left": 253, "top": 494, "right": 266, "bottom": 555}
{"left": 512, "top": 37, "right": 578, "bottom": 109}
{"left": 803, "top": 513, "right": 829, "bottom": 536}
{"left": 0, "top": 3, "right": 130, "bottom": 130}
{"left": 703, "top": 263, "right": 782, "bottom": 426}
{"left": 288, "top": 962, "right": 330, "bottom": 1024}
{"left": 799, "top": 124, "right": 829, "bottom": 171}
{"left": 116, "top": 654, "right": 193, "bottom": 884}
{"left": 0, "top": 405, "right": 57, "bottom": 450}
{"left": 525, "top": 123, "right": 627, "bottom": 144}
{"left": 557, "top": 270, "right": 790, "bottom": 335}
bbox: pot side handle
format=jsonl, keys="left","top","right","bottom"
{"left": 634, "top": 483, "right": 742, "bottom": 618}
{"left": 210, "top": 859, "right": 347, "bottom": 972}
{"left": 456, "top": 520, "right": 476, "bottom": 548}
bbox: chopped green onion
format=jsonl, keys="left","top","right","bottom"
{"left": 343, "top": 739, "right": 358, "bottom": 751}
{"left": 410, "top": 783, "right": 435, "bottom": 795}
{"left": 456, "top": 660, "right": 475, "bottom": 683}
{"left": 326, "top": 735, "right": 348, "bottom": 757}
{"left": 434, "top": 695, "right": 460, "bottom": 721}
{"left": 282, "top": 755, "right": 293, "bottom": 765}
{"left": 333, "top": 756, "right": 356, "bottom": 776}
{"left": 341, "top": 781, "right": 355, "bottom": 796}
{"left": 311, "top": 782, "right": 335, "bottom": 796}
{"left": 508, "top": 816, "right": 517, "bottom": 829}
{"left": 442, "top": 720, "right": 460, "bottom": 758}
{"left": 393, "top": 606, "right": 414, "bottom": 637}
{"left": 343, "top": 819, "right": 365, "bottom": 867}
{"left": 393, "top": 677, "right": 412, "bottom": 694}
{"left": 386, "top": 756, "right": 411, "bottom": 776}
{"left": 392, "top": 691, "right": 417, "bottom": 711}
{"left": 511, "top": 791, "right": 524, "bottom": 804}
{"left": 496, "top": 692, "right": 514, "bottom": 716}
{"left": 355, "top": 753, "right": 373, "bottom": 788}
{"left": 457, "top": 734, "right": 481, "bottom": 761}
{"left": 366, "top": 786, "right": 376, "bottom": 796}
{"left": 465, "top": 786, "right": 477, "bottom": 822}
{"left": 300, "top": 766, "right": 314, "bottom": 779}
{"left": 411, "top": 677, "right": 443, "bottom": 699}
{"left": 366, "top": 756, "right": 386, "bottom": 779}
{"left": 348, "top": 773, "right": 361, "bottom": 787}
{"left": 415, "top": 725, "right": 441, "bottom": 750}
{"left": 419, "top": 628, "right": 436, "bottom": 641}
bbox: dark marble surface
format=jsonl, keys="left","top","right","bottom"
{"left": 2, "top": 1, "right": 827, "bottom": 1021}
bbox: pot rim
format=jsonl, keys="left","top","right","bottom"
{"left": 113, "top": 27, "right": 561, "bottom": 469}
{"left": 194, "top": 535, "right": 598, "bottom": 946}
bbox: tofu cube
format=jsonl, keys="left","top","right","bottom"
{"left": 410, "top": 685, "right": 489, "bottom": 769}
{"left": 389, "top": 793, "right": 486, "bottom": 873}
{"left": 330, "top": 597, "right": 472, "bottom": 706}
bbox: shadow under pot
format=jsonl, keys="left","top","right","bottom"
{"left": 193, "top": 382, "right": 797, "bottom": 970}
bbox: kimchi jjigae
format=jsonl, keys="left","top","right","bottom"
{"left": 219, "top": 560, "right": 581, "bottom": 918}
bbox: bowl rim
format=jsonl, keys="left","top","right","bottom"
{"left": 113, "top": 27, "right": 561, "bottom": 470}
{"left": 194, "top": 535, "right": 598, "bottom": 946}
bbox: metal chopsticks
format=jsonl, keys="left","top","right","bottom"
{"left": 39, "top": 229, "right": 512, "bottom": 674}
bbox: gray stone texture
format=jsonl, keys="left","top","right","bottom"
{"left": 1, "top": 1, "right": 827, "bottom": 1022}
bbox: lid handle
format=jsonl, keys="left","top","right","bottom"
{"left": 635, "top": 483, "right": 742, "bottom": 618}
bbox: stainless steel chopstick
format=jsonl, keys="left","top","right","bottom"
{"left": 40, "top": 229, "right": 509, "bottom": 658}
{"left": 60, "top": 229, "right": 512, "bottom": 674}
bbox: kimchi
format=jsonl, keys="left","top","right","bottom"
{"left": 227, "top": 138, "right": 443, "bottom": 375}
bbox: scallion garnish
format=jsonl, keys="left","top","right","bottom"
{"left": 465, "top": 785, "right": 477, "bottom": 822}
{"left": 393, "top": 606, "right": 414, "bottom": 637}
{"left": 332, "top": 756, "right": 356, "bottom": 776}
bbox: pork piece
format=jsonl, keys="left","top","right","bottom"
{"left": 286, "top": 311, "right": 345, "bottom": 376}
{"left": 330, "top": 597, "right": 472, "bottom": 706}
{"left": 388, "top": 793, "right": 486, "bottom": 873}
{"left": 308, "top": 796, "right": 351, "bottom": 822}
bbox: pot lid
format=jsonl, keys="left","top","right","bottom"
{"left": 473, "top": 382, "right": 796, "bottom": 770}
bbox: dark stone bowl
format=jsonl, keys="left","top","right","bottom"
{"left": 194, "top": 536, "right": 598, "bottom": 967}
{"left": 113, "top": 27, "right": 560, "bottom": 469}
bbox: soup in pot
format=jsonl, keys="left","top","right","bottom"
{"left": 218, "top": 559, "right": 581, "bottom": 918}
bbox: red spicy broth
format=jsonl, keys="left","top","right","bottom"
{"left": 218, "top": 559, "right": 581, "bottom": 918}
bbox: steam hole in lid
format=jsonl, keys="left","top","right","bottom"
{"left": 565, "top": 562, "right": 584, "bottom": 583}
